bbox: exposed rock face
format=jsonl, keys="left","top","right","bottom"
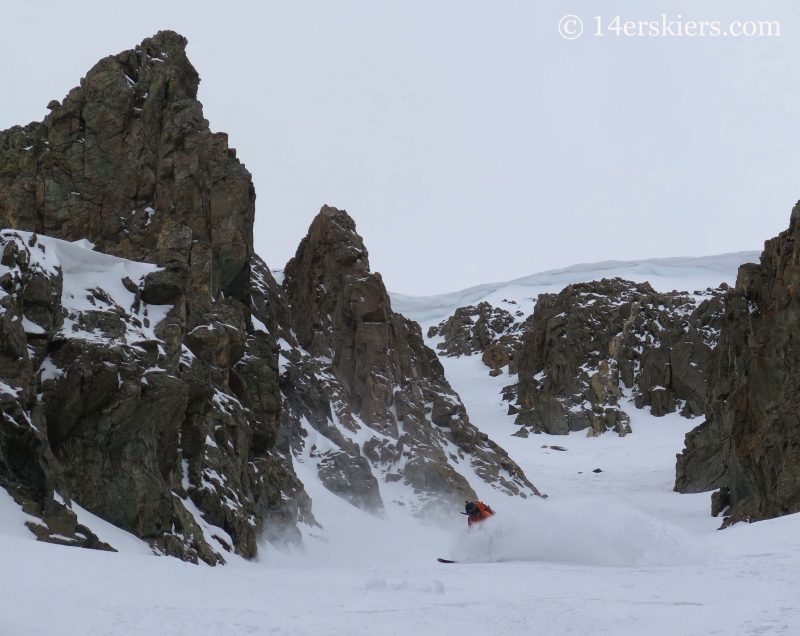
{"left": 0, "top": 232, "right": 103, "bottom": 551}
{"left": 422, "top": 279, "right": 726, "bottom": 439}
{"left": 515, "top": 279, "right": 641, "bottom": 436}
{"left": 0, "top": 30, "right": 253, "bottom": 307}
{"left": 0, "top": 31, "right": 542, "bottom": 561}
{"left": 512, "top": 279, "right": 725, "bottom": 435}
{"left": 615, "top": 286, "right": 725, "bottom": 419}
{"left": 675, "top": 202, "right": 800, "bottom": 525}
{"left": 280, "top": 206, "right": 542, "bottom": 513}
{"left": 0, "top": 32, "right": 301, "bottom": 563}
{"left": 427, "top": 302, "right": 530, "bottom": 374}
{"left": 0, "top": 231, "right": 206, "bottom": 558}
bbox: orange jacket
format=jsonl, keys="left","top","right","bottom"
{"left": 467, "top": 502, "right": 495, "bottom": 527}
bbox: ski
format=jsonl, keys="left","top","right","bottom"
{"left": 437, "top": 558, "right": 457, "bottom": 564}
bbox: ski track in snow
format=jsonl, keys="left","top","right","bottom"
{"left": 4, "top": 252, "right": 800, "bottom": 635}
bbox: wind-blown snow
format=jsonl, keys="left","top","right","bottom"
{"left": 2, "top": 393, "right": 799, "bottom": 634}
{"left": 450, "top": 499, "right": 710, "bottom": 567}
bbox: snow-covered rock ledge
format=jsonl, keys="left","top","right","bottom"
{"left": 0, "top": 227, "right": 303, "bottom": 564}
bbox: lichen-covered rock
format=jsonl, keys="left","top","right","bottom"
{"left": 280, "top": 206, "right": 543, "bottom": 513}
{"left": 675, "top": 201, "right": 800, "bottom": 526}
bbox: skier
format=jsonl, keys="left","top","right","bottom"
{"left": 464, "top": 500, "right": 495, "bottom": 527}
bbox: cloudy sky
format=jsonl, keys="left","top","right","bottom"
{"left": 3, "top": 0, "right": 799, "bottom": 294}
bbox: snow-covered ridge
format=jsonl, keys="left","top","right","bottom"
{"left": 390, "top": 251, "right": 760, "bottom": 323}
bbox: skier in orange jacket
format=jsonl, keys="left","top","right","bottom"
{"left": 464, "top": 501, "right": 495, "bottom": 527}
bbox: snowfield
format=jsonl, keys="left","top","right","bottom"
{"left": 391, "top": 251, "right": 761, "bottom": 323}
{"left": 3, "top": 251, "right": 799, "bottom": 636}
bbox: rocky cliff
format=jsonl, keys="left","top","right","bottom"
{"left": 0, "top": 31, "right": 302, "bottom": 563}
{"left": 675, "top": 202, "right": 800, "bottom": 525}
{"left": 514, "top": 279, "right": 725, "bottom": 436}
{"left": 277, "top": 207, "right": 541, "bottom": 514}
{"left": 0, "top": 32, "right": 541, "bottom": 560}
{"left": 426, "top": 279, "right": 726, "bottom": 438}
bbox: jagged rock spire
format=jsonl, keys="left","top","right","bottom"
{"left": 281, "top": 206, "right": 542, "bottom": 514}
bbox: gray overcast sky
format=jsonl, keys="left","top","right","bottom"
{"left": 2, "top": 0, "right": 799, "bottom": 294}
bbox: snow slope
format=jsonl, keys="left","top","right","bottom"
{"left": 3, "top": 248, "right": 799, "bottom": 636}
{"left": 0, "top": 230, "right": 171, "bottom": 345}
{"left": 391, "top": 251, "right": 760, "bottom": 323}
{"left": 3, "top": 388, "right": 799, "bottom": 635}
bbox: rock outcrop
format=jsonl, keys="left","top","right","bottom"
{"left": 277, "top": 207, "right": 542, "bottom": 514}
{"left": 0, "top": 32, "right": 544, "bottom": 560}
{"left": 675, "top": 201, "right": 800, "bottom": 525}
{"left": 422, "top": 278, "right": 726, "bottom": 438}
{"left": 422, "top": 277, "right": 725, "bottom": 438}
{"left": 427, "top": 302, "right": 530, "bottom": 375}
{"left": 0, "top": 32, "right": 302, "bottom": 563}
{"left": 514, "top": 279, "right": 725, "bottom": 435}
